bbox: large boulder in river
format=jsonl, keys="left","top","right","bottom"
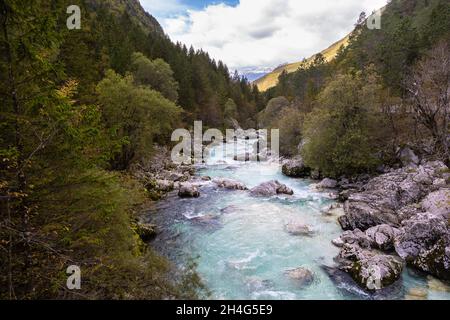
{"left": 337, "top": 244, "right": 404, "bottom": 291}
{"left": 365, "top": 224, "right": 400, "bottom": 251}
{"left": 285, "top": 222, "right": 315, "bottom": 236}
{"left": 213, "top": 178, "right": 248, "bottom": 191}
{"left": 339, "top": 161, "right": 448, "bottom": 231}
{"left": 284, "top": 267, "right": 315, "bottom": 286}
{"left": 178, "top": 183, "right": 200, "bottom": 198}
{"left": 282, "top": 156, "right": 310, "bottom": 178}
{"left": 250, "top": 180, "right": 294, "bottom": 197}
{"left": 334, "top": 224, "right": 400, "bottom": 251}
{"left": 316, "top": 178, "right": 338, "bottom": 189}
{"left": 337, "top": 229, "right": 374, "bottom": 249}
{"left": 394, "top": 212, "right": 450, "bottom": 280}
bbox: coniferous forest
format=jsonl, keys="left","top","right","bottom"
{"left": 0, "top": 0, "right": 449, "bottom": 301}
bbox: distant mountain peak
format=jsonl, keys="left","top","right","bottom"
{"left": 253, "top": 34, "right": 350, "bottom": 91}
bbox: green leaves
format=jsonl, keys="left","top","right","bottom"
{"left": 302, "top": 72, "right": 385, "bottom": 177}
{"left": 96, "top": 69, "right": 181, "bottom": 169}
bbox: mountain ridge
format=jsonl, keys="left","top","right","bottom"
{"left": 253, "top": 34, "right": 350, "bottom": 91}
{"left": 84, "top": 0, "right": 164, "bottom": 35}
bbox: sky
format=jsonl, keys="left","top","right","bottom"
{"left": 139, "top": 0, "right": 387, "bottom": 77}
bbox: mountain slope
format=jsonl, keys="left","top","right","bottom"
{"left": 254, "top": 34, "right": 350, "bottom": 91}
{"left": 85, "top": 0, "right": 164, "bottom": 34}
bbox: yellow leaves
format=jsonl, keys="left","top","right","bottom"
{"left": 56, "top": 79, "right": 79, "bottom": 101}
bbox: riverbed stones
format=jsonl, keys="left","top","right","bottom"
{"left": 285, "top": 222, "right": 315, "bottom": 236}
{"left": 213, "top": 178, "right": 248, "bottom": 190}
{"left": 316, "top": 178, "right": 338, "bottom": 190}
{"left": 405, "top": 287, "right": 428, "bottom": 300}
{"left": 337, "top": 244, "right": 404, "bottom": 291}
{"left": 284, "top": 267, "right": 315, "bottom": 286}
{"left": 365, "top": 224, "right": 399, "bottom": 251}
{"left": 339, "top": 161, "right": 448, "bottom": 231}
{"left": 282, "top": 156, "right": 310, "bottom": 178}
{"left": 250, "top": 180, "right": 294, "bottom": 197}
{"left": 178, "top": 183, "right": 200, "bottom": 198}
{"left": 394, "top": 212, "right": 450, "bottom": 280}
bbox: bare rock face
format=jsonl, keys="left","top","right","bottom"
{"left": 334, "top": 224, "right": 400, "bottom": 252}
{"left": 333, "top": 161, "right": 450, "bottom": 287}
{"left": 213, "top": 178, "right": 248, "bottom": 191}
{"left": 337, "top": 244, "right": 404, "bottom": 291}
{"left": 178, "top": 183, "right": 200, "bottom": 198}
{"left": 394, "top": 212, "right": 450, "bottom": 280}
{"left": 339, "top": 161, "right": 448, "bottom": 231}
{"left": 421, "top": 189, "right": 450, "bottom": 217}
{"left": 282, "top": 156, "right": 311, "bottom": 178}
{"left": 365, "top": 224, "right": 400, "bottom": 251}
{"left": 250, "top": 180, "right": 294, "bottom": 197}
{"left": 284, "top": 267, "right": 315, "bottom": 286}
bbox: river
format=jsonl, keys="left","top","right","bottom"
{"left": 148, "top": 138, "right": 450, "bottom": 300}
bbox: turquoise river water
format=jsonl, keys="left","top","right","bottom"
{"left": 149, "top": 139, "right": 450, "bottom": 300}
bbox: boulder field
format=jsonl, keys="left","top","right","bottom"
{"left": 332, "top": 161, "right": 449, "bottom": 290}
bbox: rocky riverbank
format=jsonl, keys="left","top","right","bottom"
{"left": 282, "top": 156, "right": 450, "bottom": 291}
{"left": 139, "top": 144, "right": 449, "bottom": 296}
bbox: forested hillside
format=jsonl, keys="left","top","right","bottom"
{"left": 260, "top": 0, "right": 449, "bottom": 177}
{"left": 0, "top": 0, "right": 259, "bottom": 299}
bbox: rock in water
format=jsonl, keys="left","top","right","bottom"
{"left": 339, "top": 161, "right": 448, "bottom": 231}
{"left": 178, "top": 183, "right": 200, "bottom": 198}
{"left": 213, "top": 178, "right": 248, "bottom": 190}
{"left": 337, "top": 244, "right": 404, "bottom": 291}
{"left": 405, "top": 287, "right": 428, "bottom": 300}
{"left": 338, "top": 229, "right": 374, "bottom": 249}
{"left": 316, "top": 178, "right": 338, "bottom": 189}
{"left": 250, "top": 180, "right": 294, "bottom": 197}
{"left": 284, "top": 267, "right": 315, "bottom": 286}
{"left": 428, "top": 276, "right": 450, "bottom": 292}
{"left": 285, "top": 222, "right": 315, "bottom": 236}
{"left": 365, "top": 224, "right": 400, "bottom": 251}
{"left": 282, "top": 156, "right": 310, "bottom": 178}
{"left": 394, "top": 212, "right": 450, "bottom": 280}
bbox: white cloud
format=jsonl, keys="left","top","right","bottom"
{"left": 159, "top": 0, "right": 388, "bottom": 73}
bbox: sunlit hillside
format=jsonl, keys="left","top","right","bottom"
{"left": 254, "top": 34, "right": 350, "bottom": 91}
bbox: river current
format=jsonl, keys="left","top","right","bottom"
{"left": 149, "top": 138, "right": 450, "bottom": 300}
